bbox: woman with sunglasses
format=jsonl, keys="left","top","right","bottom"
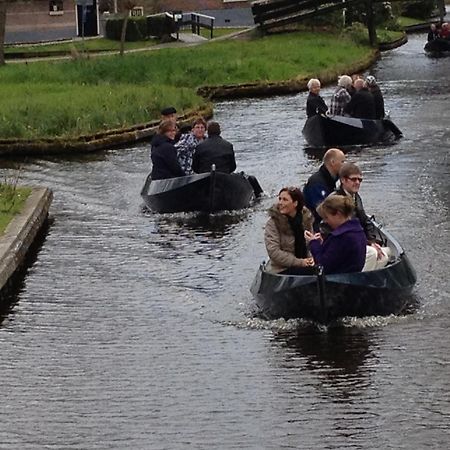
{"left": 337, "top": 162, "right": 391, "bottom": 271}
{"left": 264, "top": 187, "right": 315, "bottom": 275}
{"left": 304, "top": 195, "right": 366, "bottom": 274}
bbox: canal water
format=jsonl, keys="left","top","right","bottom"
{"left": 0, "top": 33, "right": 449, "bottom": 448}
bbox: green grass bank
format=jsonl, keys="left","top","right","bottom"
{"left": 0, "top": 31, "right": 373, "bottom": 141}
{"left": 0, "top": 186, "right": 32, "bottom": 233}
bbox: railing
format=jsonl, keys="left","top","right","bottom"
{"left": 167, "top": 12, "right": 215, "bottom": 40}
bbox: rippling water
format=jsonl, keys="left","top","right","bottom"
{"left": 0, "top": 33, "right": 449, "bottom": 448}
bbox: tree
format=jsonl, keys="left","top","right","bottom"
{"left": 119, "top": 0, "right": 137, "bottom": 56}
{"left": 0, "top": 0, "right": 7, "bottom": 66}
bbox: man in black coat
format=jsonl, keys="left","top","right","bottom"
{"left": 344, "top": 78, "right": 376, "bottom": 119}
{"left": 303, "top": 148, "right": 346, "bottom": 231}
{"left": 192, "top": 121, "right": 237, "bottom": 174}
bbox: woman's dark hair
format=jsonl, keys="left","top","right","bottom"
{"left": 158, "top": 119, "right": 177, "bottom": 135}
{"left": 279, "top": 187, "right": 305, "bottom": 213}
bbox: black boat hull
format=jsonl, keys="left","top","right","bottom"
{"left": 141, "top": 171, "right": 257, "bottom": 213}
{"left": 302, "top": 114, "right": 402, "bottom": 148}
{"left": 250, "top": 221, "right": 417, "bottom": 324}
{"left": 424, "top": 38, "right": 450, "bottom": 55}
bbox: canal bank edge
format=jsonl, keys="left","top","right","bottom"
{"left": 0, "top": 187, "right": 53, "bottom": 296}
{"left": 0, "top": 103, "right": 214, "bottom": 158}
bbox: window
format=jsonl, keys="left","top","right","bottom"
{"left": 49, "top": 0, "right": 64, "bottom": 15}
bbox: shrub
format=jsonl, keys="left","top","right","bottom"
{"left": 147, "top": 13, "right": 176, "bottom": 38}
{"left": 341, "top": 22, "right": 370, "bottom": 45}
{"left": 105, "top": 16, "right": 148, "bottom": 41}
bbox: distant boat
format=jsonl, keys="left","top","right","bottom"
{"left": 141, "top": 166, "right": 263, "bottom": 214}
{"left": 424, "top": 38, "right": 450, "bottom": 55}
{"left": 302, "top": 114, "right": 402, "bottom": 148}
{"left": 250, "top": 219, "right": 417, "bottom": 324}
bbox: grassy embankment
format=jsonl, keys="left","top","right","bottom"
{"left": 0, "top": 31, "right": 372, "bottom": 140}
{"left": 0, "top": 184, "right": 31, "bottom": 233}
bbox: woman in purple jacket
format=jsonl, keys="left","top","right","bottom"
{"left": 304, "top": 195, "right": 366, "bottom": 274}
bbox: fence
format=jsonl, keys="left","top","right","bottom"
{"left": 166, "top": 12, "right": 215, "bottom": 39}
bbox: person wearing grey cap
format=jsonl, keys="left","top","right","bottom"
{"left": 365, "top": 76, "right": 385, "bottom": 119}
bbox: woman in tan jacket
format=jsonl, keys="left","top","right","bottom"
{"left": 264, "top": 187, "right": 315, "bottom": 275}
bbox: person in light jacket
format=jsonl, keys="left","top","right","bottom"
{"left": 264, "top": 187, "right": 315, "bottom": 275}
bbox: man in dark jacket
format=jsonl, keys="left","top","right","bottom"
{"left": 343, "top": 78, "right": 376, "bottom": 119}
{"left": 366, "top": 76, "right": 385, "bottom": 120}
{"left": 192, "top": 121, "right": 237, "bottom": 174}
{"left": 303, "top": 148, "right": 346, "bottom": 230}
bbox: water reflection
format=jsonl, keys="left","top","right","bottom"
{"left": 269, "top": 325, "right": 376, "bottom": 401}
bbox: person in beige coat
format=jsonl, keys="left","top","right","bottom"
{"left": 264, "top": 187, "right": 315, "bottom": 275}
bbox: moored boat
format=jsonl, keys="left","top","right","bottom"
{"left": 302, "top": 114, "right": 403, "bottom": 148}
{"left": 141, "top": 167, "right": 263, "bottom": 214}
{"left": 250, "top": 219, "right": 417, "bottom": 324}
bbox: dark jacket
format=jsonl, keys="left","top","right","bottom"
{"left": 192, "top": 135, "right": 236, "bottom": 174}
{"left": 309, "top": 218, "right": 366, "bottom": 274}
{"left": 344, "top": 87, "right": 376, "bottom": 119}
{"left": 150, "top": 134, "right": 185, "bottom": 180}
{"left": 335, "top": 187, "right": 378, "bottom": 242}
{"left": 370, "top": 85, "right": 385, "bottom": 119}
{"left": 306, "top": 92, "right": 328, "bottom": 118}
{"left": 303, "top": 165, "right": 338, "bottom": 231}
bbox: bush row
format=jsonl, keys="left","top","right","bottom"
{"left": 105, "top": 14, "right": 176, "bottom": 41}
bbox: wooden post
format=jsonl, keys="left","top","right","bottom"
{"left": 366, "top": 0, "right": 376, "bottom": 47}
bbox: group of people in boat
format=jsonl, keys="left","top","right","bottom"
{"left": 150, "top": 107, "right": 236, "bottom": 181}
{"left": 427, "top": 22, "right": 450, "bottom": 41}
{"left": 306, "top": 75, "right": 385, "bottom": 120}
{"left": 264, "top": 148, "right": 391, "bottom": 276}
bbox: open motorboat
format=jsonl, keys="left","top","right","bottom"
{"left": 250, "top": 219, "right": 416, "bottom": 324}
{"left": 302, "top": 114, "right": 402, "bottom": 148}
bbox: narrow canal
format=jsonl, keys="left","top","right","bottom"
{"left": 0, "top": 32, "right": 449, "bottom": 448}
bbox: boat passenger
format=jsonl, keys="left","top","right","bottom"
{"left": 365, "top": 76, "right": 385, "bottom": 119}
{"left": 427, "top": 23, "right": 439, "bottom": 41}
{"left": 343, "top": 78, "right": 376, "bottom": 120}
{"left": 306, "top": 78, "right": 328, "bottom": 118}
{"left": 305, "top": 195, "right": 366, "bottom": 274}
{"left": 348, "top": 74, "right": 362, "bottom": 97}
{"left": 335, "top": 163, "right": 391, "bottom": 271}
{"left": 150, "top": 120, "right": 185, "bottom": 180}
{"left": 160, "top": 106, "right": 191, "bottom": 142}
{"left": 439, "top": 22, "right": 449, "bottom": 39}
{"left": 192, "top": 121, "right": 236, "bottom": 174}
{"left": 264, "top": 187, "right": 315, "bottom": 275}
{"left": 330, "top": 75, "right": 352, "bottom": 116}
{"left": 175, "top": 117, "right": 206, "bottom": 175}
{"left": 302, "top": 148, "right": 346, "bottom": 231}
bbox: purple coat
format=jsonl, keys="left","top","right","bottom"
{"left": 309, "top": 218, "right": 366, "bottom": 274}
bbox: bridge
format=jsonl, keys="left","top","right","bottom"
{"left": 251, "top": 0, "right": 446, "bottom": 45}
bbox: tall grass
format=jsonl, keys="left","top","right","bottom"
{"left": 0, "top": 179, "right": 31, "bottom": 233}
{"left": 0, "top": 32, "right": 371, "bottom": 139}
